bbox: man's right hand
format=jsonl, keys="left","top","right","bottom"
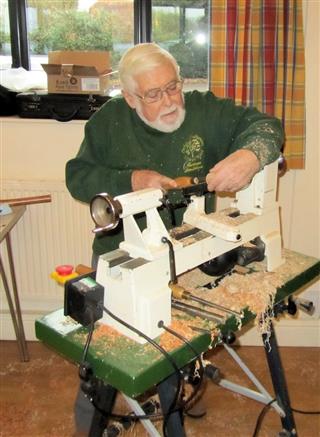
{"left": 131, "top": 169, "right": 178, "bottom": 191}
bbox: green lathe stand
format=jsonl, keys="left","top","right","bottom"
{"left": 36, "top": 250, "right": 319, "bottom": 437}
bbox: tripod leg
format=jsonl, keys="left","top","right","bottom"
{"left": 262, "top": 321, "right": 297, "bottom": 436}
{"left": 89, "top": 383, "right": 117, "bottom": 437}
{"left": 157, "top": 372, "right": 186, "bottom": 437}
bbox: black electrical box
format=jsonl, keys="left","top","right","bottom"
{"left": 64, "top": 273, "right": 104, "bottom": 326}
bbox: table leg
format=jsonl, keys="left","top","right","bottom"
{"left": 262, "top": 321, "right": 297, "bottom": 436}
{"left": 0, "top": 235, "right": 29, "bottom": 362}
{"left": 89, "top": 383, "right": 117, "bottom": 437}
{"left": 157, "top": 372, "right": 186, "bottom": 437}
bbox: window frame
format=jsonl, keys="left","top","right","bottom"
{"left": 8, "top": 0, "right": 29, "bottom": 69}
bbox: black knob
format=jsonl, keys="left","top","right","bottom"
{"left": 287, "top": 297, "right": 297, "bottom": 315}
{"left": 204, "top": 364, "right": 220, "bottom": 382}
{"left": 222, "top": 331, "right": 236, "bottom": 344}
{"left": 78, "top": 361, "right": 93, "bottom": 381}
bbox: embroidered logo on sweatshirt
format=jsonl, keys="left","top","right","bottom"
{"left": 182, "top": 135, "right": 204, "bottom": 173}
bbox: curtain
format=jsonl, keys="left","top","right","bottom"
{"left": 209, "top": 0, "right": 305, "bottom": 169}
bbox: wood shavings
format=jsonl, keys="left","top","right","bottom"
{"left": 73, "top": 250, "right": 318, "bottom": 351}
{"left": 178, "top": 249, "right": 318, "bottom": 335}
{"left": 92, "top": 324, "right": 122, "bottom": 342}
{"left": 74, "top": 314, "right": 216, "bottom": 356}
{"left": 179, "top": 268, "right": 278, "bottom": 335}
{"left": 158, "top": 320, "right": 195, "bottom": 350}
{"left": 215, "top": 271, "right": 281, "bottom": 314}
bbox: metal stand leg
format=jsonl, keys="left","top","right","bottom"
{"left": 89, "top": 383, "right": 117, "bottom": 437}
{"left": 0, "top": 234, "right": 29, "bottom": 361}
{"left": 157, "top": 372, "right": 186, "bottom": 437}
{"left": 218, "top": 343, "right": 285, "bottom": 416}
{"left": 86, "top": 382, "right": 161, "bottom": 437}
{"left": 262, "top": 321, "right": 297, "bottom": 436}
{"left": 122, "top": 394, "right": 161, "bottom": 436}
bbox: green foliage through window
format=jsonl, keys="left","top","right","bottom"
{"left": 30, "top": 10, "right": 113, "bottom": 53}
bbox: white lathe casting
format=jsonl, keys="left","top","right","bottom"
{"left": 92, "top": 161, "right": 283, "bottom": 343}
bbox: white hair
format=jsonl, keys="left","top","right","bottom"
{"left": 119, "top": 42, "right": 180, "bottom": 92}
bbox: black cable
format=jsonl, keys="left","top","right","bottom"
{"left": 79, "top": 314, "right": 164, "bottom": 422}
{"left": 80, "top": 314, "right": 320, "bottom": 437}
{"left": 82, "top": 319, "right": 94, "bottom": 363}
{"left": 83, "top": 311, "right": 206, "bottom": 427}
{"left": 78, "top": 311, "right": 95, "bottom": 384}
{"left": 291, "top": 407, "right": 320, "bottom": 415}
{"left": 102, "top": 305, "right": 183, "bottom": 437}
{"left": 252, "top": 399, "right": 320, "bottom": 437}
{"left": 252, "top": 398, "right": 276, "bottom": 437}
{"left": 158, "top": 321, "right": 206, "bottom": 419}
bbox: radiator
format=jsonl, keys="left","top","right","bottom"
{"left": 1, "top": 180, "right": 93, "bottom": 310}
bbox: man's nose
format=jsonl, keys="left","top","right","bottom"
{"left": 162, "top": 90, "right": 173, "bottom": 105}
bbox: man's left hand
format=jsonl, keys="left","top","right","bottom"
{"left": 206, "top": 149, "right": 260, "bottom": 192}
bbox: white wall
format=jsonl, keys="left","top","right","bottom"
{"left": 1, "top": 2, "right": 319, "bottom": 345}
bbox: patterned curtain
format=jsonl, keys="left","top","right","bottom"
{"left": 209, "top": 0, "right": 305, "bottom": 169}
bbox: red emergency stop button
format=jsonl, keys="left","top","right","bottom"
{"left": 55, "top": 265, "right": 74, "bottom": 276}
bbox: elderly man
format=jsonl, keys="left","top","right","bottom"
{"left": 66, "top": 42, "right": 284, "bottom": 435}
{"left": 66, "top": 42, "right": 283, "bottom": 261}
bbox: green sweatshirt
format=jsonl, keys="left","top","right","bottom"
{"left": 66, "top": 90, "right": 283, "bottom": 255}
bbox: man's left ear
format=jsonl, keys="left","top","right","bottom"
{"left": 122, "top": 90, "right": 137, "bottom": 109}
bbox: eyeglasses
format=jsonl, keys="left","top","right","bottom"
{"left": 134, "top": 79, "right": 184, "bottom": 104}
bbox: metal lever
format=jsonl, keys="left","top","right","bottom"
{"left": 295, "top": 297, "right": 315, "bottom": 315}
{"left": 275, "top": 296, "right": 315, "bottom": 317}
{"left": 162, "top": 236, "right": 242, "bottom": 319}
{"left": 161, "top": 236, "right": 177, "bottom": 283}
{"left": 172, "top": 298, "right": 224, "bottom": 323}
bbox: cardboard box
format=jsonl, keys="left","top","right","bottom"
{"left": 42, "top": 51, "right": 111, "bottom": 95}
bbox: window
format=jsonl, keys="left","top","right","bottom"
{"left": 1, "top": 0, "right": 209, "bottom": 91}
{"left": 25, "top": 0, "right": 135, "bottom": 71}
{"left": 0, "top": 0, "right": 11, "bottom": 69}
{"left": 152, "top": 1, "right": 209, "bottom": 91}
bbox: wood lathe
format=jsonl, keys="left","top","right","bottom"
{"left": 83, "top": 160, "right": 284, "bottom": 343}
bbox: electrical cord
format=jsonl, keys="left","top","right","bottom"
{"left": 291, "top": 407, "right": 320, "bottom": 415}
{"left": 252, "top": 398, "right": 276, "bottom": 437}
{"left": 78, "top": 310, "right": 95, "bottom": 384}
{"left": 102, "top": 305, "right": 183, "bottom": 437}
{"left": 79, "top": 313, "right": 183, "bottom": 437}
{"left": 158, "top": 320, "right": 206, "bottom": 419}
{"left": 252, "top": 399, "right": 320, "bottom": 437}
{"left": 79, "top": 307, "right": 211, "bottom": 436}
{"left": 82, "top": 319, "right": 94, "bottom": 363}
{"left": 158, "top": 320, "right": 204, "bottom": 431}
{"left": 80, "top": 314, "right": 320, "bottom": 437}
{"left": 79, "top": 316, "right": 164, "bottom": 421}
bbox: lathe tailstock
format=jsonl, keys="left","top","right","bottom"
{"left": 89, "top": 161, "right": 284, "bottom": 343}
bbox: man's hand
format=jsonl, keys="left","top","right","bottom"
{"left": 131, "top": 169, "right": 178, "bottom": 191}
{"left": 206, "top": 149, "right": 260, "bottom": 192}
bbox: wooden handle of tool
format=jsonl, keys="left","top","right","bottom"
{"left": 75, "top": 264, "right": 95, "bottom": 275}
{"left": 174, "top": 176, "right": 194, "bottom": 188}
{"left": 163, "top": 176, "right": 194, "bottom": 191}
{"left": 1, "top": 195, "right": 52, "bottom": 206}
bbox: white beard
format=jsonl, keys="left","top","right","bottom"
{"left": 136, "top": 103, "right": 186, "bottom": 133}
